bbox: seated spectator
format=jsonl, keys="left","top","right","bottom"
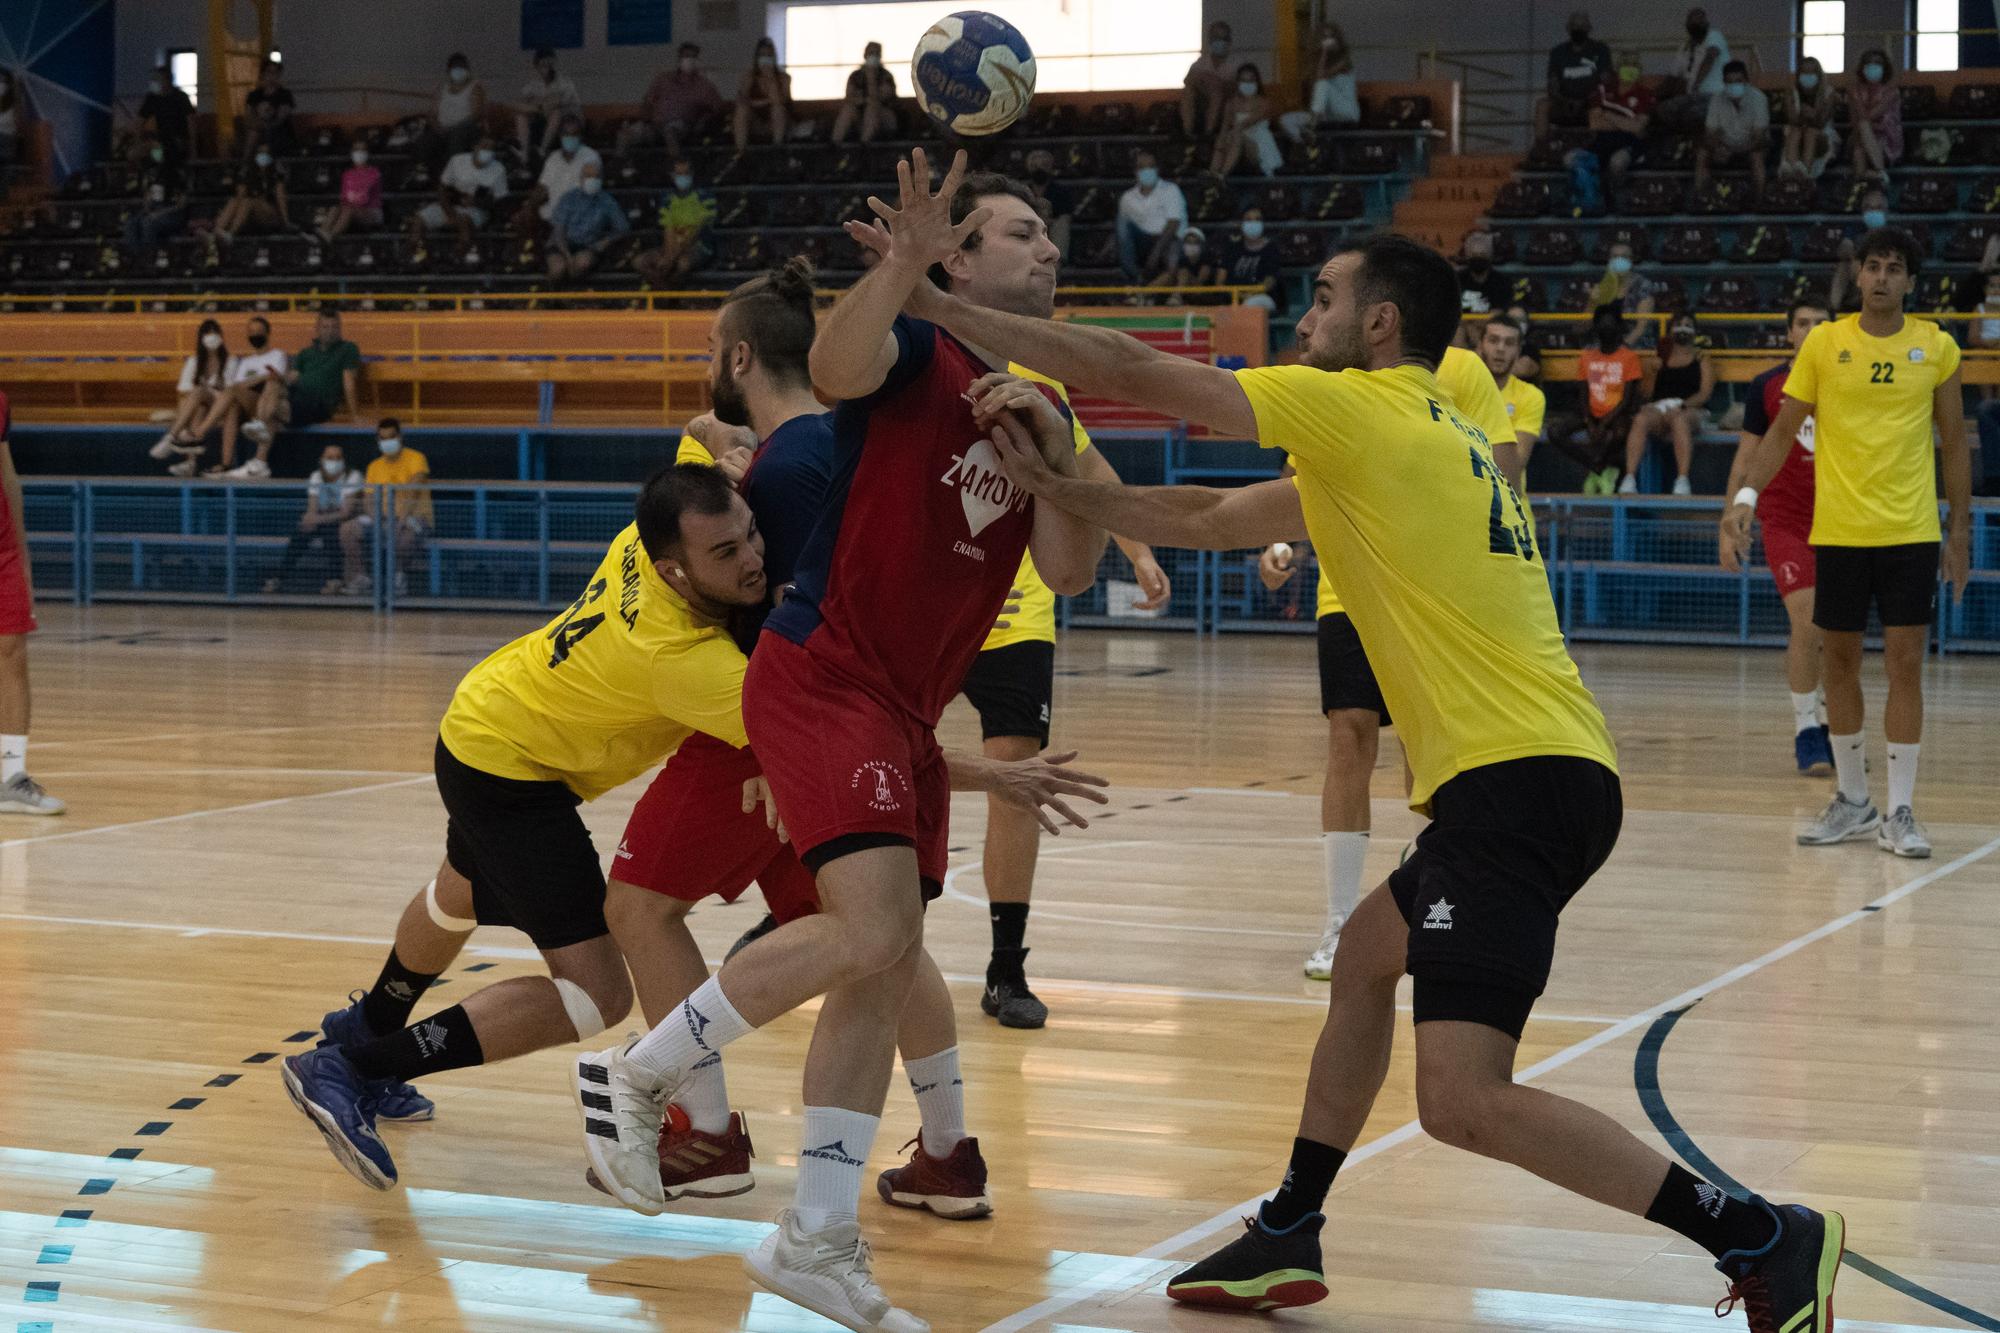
{"left": 1576, "top": 54, "right": 1653, "bottom": 196}
{"left": 125, "top": 144, "right": 189, "bottom": 249}
{"left": 1537, "top": 10, "right": 1612, "bottom": 138}
{"left": 286, "top": 307, "right": 363, "bottom": 429}
{"left": 264, "top": 443, "right": 363, "bottom": 594}
{"left": 1971, "top": 269, "right": 2000, "bottom": 401}
{"left": 1219, "top": 208, "right": 1283, "bottom": 313}
{"left": 1116, "top": 149, "right": 1187, "bottom": 281}
{"left": 1149, "top": 226, "right": 1221, "bottom": 301}
{"left": 1621, "top": 311, "right": 1713, "bottom": 494}
{"left": 150, "top": 319, "right": 235, "bottom": 469}
{"left": 1657, "top": 7, "right": 1727, "bottom": 131}
{"left": 422, "top": 53, "right": 487, "bottom": 171}
{"left": 138, "top": 66, "right": 195, "bottom": 167}
{"left": 183, "top": 315, "right": 288, "bottom": 478}
{"left": 1849, "top": 48, "right": 1902, "bottom": 181}
{"left": 1306, "top": 20, "right": 1359, "bottom": 127}
{"left": 1479, "top": 315, "right": 1547, "bottom": 492}
{"left": 624, "top": 42, "right": 725, "bottom": 156}
{"left": 1590, "top": 241, "right": 1657, "bottom": 346}
{"left": 516, "top": 48, "right": 582, "bottom": 162}
{"left": 237, "top": 60, "right": 296, "bottom": 163}
{"left": 1210, "top": 64, "right": 1280, "bottom": 177}
{"left": 546, "top": 161, "right": 629, "bottom": 282}
{"left": 210, "top": 149, "right": 289, "bottom": 245}
{"left": 1778, "top": 56, "right": 1839, "bottom": 180}
{"left": 1973, "top": 272, "right": 2000, "bottom": 490}
{"left": 734, "top": 37, "right": 792, "bottom": 152}
{"left": 1457, "top": 228, "right": 1511, "bottom": 318}
{"left": 342, "top": 419, "right": 432, "bottom": 596}
{"left": 831, "top": 42, "right": 900, "bottom": 144}
{"left": 1181, "top": 20, "right": 1233, "bottom": 139}
{"left": 1550, "top": 305, "right": 1643, "bottom": 493}
{"left": 514, "top": 115, "right": 600, "bottom": 234}
{"left": 412, "top": 135, "right": 508, "bottom": 247}
{"left": 1829, "top": 188, "right": 1890, "bottom": 310}
{"left": 1022, "top": 148, "right": 1072, "bottom": 258}
{"left": 1696, "top": 60, "right": 1769, "bottom": 198}
{"left": 316, "top": 141, "right": 384, "bottom": 242}
{"left": 633, "top": 158, "right": 715, "bottom": 284}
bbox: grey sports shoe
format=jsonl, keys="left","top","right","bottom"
{"left": 0, "top": 772, "right": 65, "bottom": 816}
{"left": 744, "top": 1209, "right": 929, "bottom": 1332}
{"left": 1877, "top": 806, "right": 1932, "bottom": 859}
{"left": 1797, "top": 793, "right": 1880, "bottom": 846}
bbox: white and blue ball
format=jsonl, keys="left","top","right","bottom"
{"left": 911, "top": 10, "right": 1037, "bottom": 136}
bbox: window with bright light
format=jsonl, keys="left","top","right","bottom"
{"left": 1912, "top": 0, "right": 1958, "bottom": 71}
{"left": 773, "top": 0, "right": 1202, "bottom": 101}
{"left": 1800, "top": 0, "right": 1846, "bottom": 73}
{"left": 168, "top": 49, "right": 199, "bottom": 107}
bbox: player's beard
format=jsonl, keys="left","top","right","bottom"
{"left": 682, "top": 565, "right": 766, "bottom": 620}
{"left": 1298, "top": 310, "right": 1368, "bottom": 374}
{"left": 711, "top": 360, "right": 751, "bottom": 427}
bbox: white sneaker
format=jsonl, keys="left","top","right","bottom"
{"left": 1797, "top": 793, "right": 1881, "bottom": 846}
{"left": 168, "top": 457, "right": 198, "bottom": 478}
{"left": 1304, "top": 919, "right": 1342, "bottom": 980}
{"left": 149, "top": 432, "right": 181, "bottom": 460}
{"left": 241, "top": 418, "right": 272, "bottom": 445}
{"left": 1617, "top": 474, "right": 1639, "bottom": 495}
{"left": 744, "top": 1209, "right": 930, "bottom": 1333}
{"left": 1671, "top": 475, "right": 1692, "bottom": 496}
{"left": 572, "top": 1037, "right": 672, "bottom": 1216}
{"left": 225, "top": 458, "right": 271, "bottom": 479}
{"left": 0, "top": 773, "right": 65, "bottom": 816}
{"left": 1877, "top": 806, "right": 1932, "bottom": 859}
{"left": 341, "top": 574, "right": 373, "bottom": 596}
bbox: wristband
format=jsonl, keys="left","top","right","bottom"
{"left": 1732, "top": 486, "right": 1758, "bottom": 509}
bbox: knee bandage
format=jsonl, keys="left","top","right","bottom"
{"left": 554, "top": 976, "right": 607, "bottom": 1040}
{"left": 424, "top": 878, "right": 478, "bottom": 933}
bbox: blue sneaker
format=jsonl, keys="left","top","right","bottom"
{"left": 282, "top": 1046, "right": 398, "bottom": 1190}
{"left": 319, "top": 991, "right": 435, "bottom": 1123}
{"left": 1795, "top": 724, "right": 1834, "bottom": 775}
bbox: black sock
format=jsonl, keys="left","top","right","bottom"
{"left": 359, "top": 950, "right": 441, "bottom": 1036}
{"left": 990, "top": 902, "right": 1029, "bottom": 958}
{"left": 1259, "top": 1137, "right": 1347, "bottom": 1230}
{"left": 346, "top": 1004, "right": 484, "bottom": 1082}
{"left": 1643, "top": 1164, "right": 1777, "bottom": 1261}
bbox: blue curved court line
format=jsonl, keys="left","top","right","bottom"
{"left": 1635, "top": 1004, "right": 2000, "bottom": 1332}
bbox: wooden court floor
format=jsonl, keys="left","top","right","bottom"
{"left": 2, "top": 603, "right": 1997, "bottom": 1332}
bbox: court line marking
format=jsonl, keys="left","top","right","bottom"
{"left": 978, "top": 831, "right": 2000, "bottom": 1333}
{"left": 0, "top": 775, "right": 435, "bottom": 850}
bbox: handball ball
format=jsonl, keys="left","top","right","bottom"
{"left": 912, "top": 10, "right": 1037, "bottom": 136}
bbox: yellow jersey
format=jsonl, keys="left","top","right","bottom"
{"left": 1782, "top": 314, "right": 1960, "bottom": 547}
{"left": 1238, "top": 361, "right": 1617, "bottom": 810}
{"left": 438, "top": 523, "right": 750, "bottom": 800}
{"left": 1312, "top": 345, "right": 1515, "bottom": 618}
{"left": 365, "top": 447, "right": 433, "bottom": 524}
{"left": 982, "top": 364, "right": 1095, "bottom": 650}
{"left": 1497, "top": 374, "right": 1546, "bottom": 441}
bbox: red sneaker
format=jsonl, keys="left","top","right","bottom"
{"left": 875, "top": 1135, "right": 992, "bottom": 1220}
{"left": 582, "top": 1104, "right": 756, "bottom": 1202}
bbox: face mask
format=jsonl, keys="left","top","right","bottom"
{"left": 561, "top": 134, "right": 581, "bottom": 154}
{"left": 1673, "top": 326, "right": 1696, "bottom": 344}
{"left": 1137, "top": 167, "right": 1160, "bottom": 188}
{"left": 1568, "top": 26, "right": 1589, "bottom": 41}
{"left": 475, "top": 148, "right": 494, "bottom": 166}
{"left": 321, "top": 459, "right": 344, "bottom": 477}
{"left": 585, "top": 177, "right": 606, "bottom": 195}
{"left": 758, "top": 55, "right": 775, "bottom": 69}
{"left": 679, "top": 58, "right": 696, "bottom": 73}
{"left": 1238, "top": 80, "right": 1259, "bottom": 97}
{"left": 1242, "top": 220, "right": 1265, "bottom": 240}
{"left": 1687, "top": 21, "right": 1709, "bottom": 40}
{"left": 865, "top": 55, "right": 881, "bottom": 69}
{"left": 1596, "top": 327, "right": 1622, "bottom": 351}
{"left": 150, "top": 80, "right": 165, "bottom": 95}
{"left": 1182, "top": 242, "right": 1203, "bottom": 260}
{"left": 201, "top": 333, "right": 223, "bottom": 350}
{"left": 1323, "top": 34, "right": 1338, "bottom": 48}
{"left": 1619, "top": 65, "right": 1640, "bottom": 84}
{"left": 449, "top": 66, "right": 469, "bottom": 83}
{"left": 1028, "top": 167, "right": 1052, "bottom": 184}
{"left": 149, "top": 183, "right": 166, "bottom": 202}
{"left": 379, "top": 437, "right": 403, "bottom": 457}
{"left": 1799, "top": 73, "right": 1820, "bottom": 90}
{"left": 351, "top": 150, "right": 369, "bottom": 166}
{"left": 1862, "top": 208, "right": 1888, "bottom": 229}
{"left": 1608, "top": 255, "right": 1633, "bottom": 275}
{"left": 1208, "top": 40, "right": 1228, "bottom": 57}
{"left": 1725, "top": 81, "right": 1746, "bottom": 99}
{"left": 255, "top": 152, "right": 273, "bottom": 168}
{"left": 151, "top": 146, "right": 165, "bottom": 163}
{"left": 671, "top": 173, "right": 694, "bottom": 191}
{"left": 247, "top": 332, "right": 269, "bottom": 349}
{"left": 1864, "top": 64, "right": 1885, "bottom": 82}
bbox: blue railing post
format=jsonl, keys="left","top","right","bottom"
{"left": 536, "top": 488, "right": 551, "bottom": 606}
{"left": 71, "top": 481, "right": 87, "bottom": 606}
{"left": 517, "top": 429, "right": 532, "bottom": 481}
{"left": 223, "top": 482, "right": 238, "bottom": 601}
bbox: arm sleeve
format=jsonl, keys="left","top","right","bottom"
{"left": 178, "top": 356, "right": 196, "bottom": 394}
{"left": 1783, "top": 326, "right": 1825, "bottom": 406}
{"left": 857, "top": 315, "right": 940, "bottom": 406}
{"left": 1515, "top": 384, "right": 1546, "bottom": 439}
{"left": 743, "top": 445, "right": 835, "bottom": 586}
{"left": 1166, "top": 184, "right": 1188, "bottom": 226}
{"left": 1234, "top": 365, "right": 1364, "bottom": 477}
{"left": 1934, "top": 328, "right": 1962, "bottom": 379}
{"left": 1741, "top": 370, "right": 1774, "bottom": 435}
{"left": 651, "top": 636, "right": 750, "bottom": 749}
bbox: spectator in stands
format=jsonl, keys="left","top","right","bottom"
{"left": 1479, "top": 314, "right": 1546, "bottom": 492}
{"left": 285, "top": 307, "right": 363, "bottom": 431}
{"left": 412, "top": 135, "right": 508, "bottom": 248}
{"left": 1849, "top": 48, "right": 1903, "bottom": 182}
{"left": 734, "top": 37, "right": 793, "bottom": 152}
{"left": 210, "top": 148, "right": 290, "bottom": 246}
{"left": 1181, "top": 20, "right": 1233, "bottom": 139}
{"left": 151, "top": 318, "right": 235, "bottom": 471}
{"left": 1022, "top": 148, "right": 1073, "bottom": 258}
{"left": 1537, "top": 10, "right": 1612, "bottom": 139}
{"left": 1974, "top": 271, "right": 2000, "bottom": 489}
{"left": 1116, "top": 149, "right": 1187, "bottom": 281}
{"left": 1591, "top": 241, "right": 1657, "bottom": 346}
{"left": 516, "top": 48, "right": 582, "bottom": 162}
{"left": 1970, "top": 268, "right": 2000, "bottom": 382}
{"left": 263, "top": 443, "right": 363, "bottom": 595}
{"left": 1696, "top": 60, "right": 1770, "bottom": 198}
{"left": 186, "top": 315, "right": 288, "bottom": 479}
{"left": 517, "top": 115, "right": 600, "bottom": 233}
{"left": 238, "top": 60, "right": 297, "bottom": 164}
{"left": 1211, "top": 64, "right": 1281, "bottom": 177}
{"left": 546, "top": 160, "right": 629, "bottom": 282}
{"left": 1306, "top": 20, "right": 1360, "bottom": 128}
{"left": 634, "top": 157, "right": 715, "bottom": 284}
{"left": 1456, "top": 228, "right": 1511, "bottom": 318}
{"left": 1580, "top": 53, "right": 1654, "bottom": 194}
{"left": 317, "top": 140, "right": 384, "bottom": 243}
{"left": 1779, "top": 56, "right": 1840, "bottom": 180}
{"left": 1149, "top": 225, "right": 1222, "bottom": 302}
{"left": 1829, "top": 187, "right": 1890, "bottom": 311}
{"left": 139, "top": 67, "right": 195, "bottom": 168}
{"left": 1552, "top": 305, "right": 1644, "bottom": 493}
{"left": 1220, "top": 208, "right": 1283, "bottom": 313}
{"left": 421, "top": 53, "right": 487, "bottom": 172}
{"left": 626, "top": 42, "right": 725, "bottom": 157}
{"left": 125, "top": 144, "right": 188, "bottom": 249}
{"left": 831, "top": 42, "right": 901, "bottom": 145}
{"left": 1621, "top": 310, "right": 1713, "bottom": 495}
{"left": 341, "top": 418, "right": 432, "bottom": 596}
{"left": 1657, "top": 7, "right": 1728, "bottom": 131}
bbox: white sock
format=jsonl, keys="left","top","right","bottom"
{"left": 677, "top": 1050, "right": 732, "bottom": 1134}
{"left": 626, "top": 977, "right": 753, "bottom": 1079}
{"left": 1887, "top": 741, "right": 1920, "bottom": 813}
{"left": 903, "top": 1046, "right": 965, "bottom": 1159}
{"left": 1790, "top": 692, "right": 1820, "bottom": 733}
{"left": 1815, "top": 689, "right": 1828, "bottom": 725}
{"left": 794, "top": 1105, "right": 880, "bottom": 1231}
{"left": 1831, "top": 731, "right": 1869, "bottom": 804}
{"left": 0, "top": 735, "right": 24, "bottom": 783}
{"left": 1324, "top": 831, "right": 1368, "bottom": 926}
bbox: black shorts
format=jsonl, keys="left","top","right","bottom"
{"left": 435, "top": 736, "right": 608, "bottom": 951}
{"left": 1317, "top": 613, "right": 1390, "bottom": 723}
{"left": 959, "top": 639, "right": 1055, "bottom": 747}
{"left": 1812, "top": 542, "right": 1939, "bottom": 632}
{"left": 1388, "top": 756, "right": 1622, "bottom": 1041}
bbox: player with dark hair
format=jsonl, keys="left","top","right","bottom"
{"left": 1727, "top": 228, "right": 1970, "bottom": 856}
{"left": 1720, "top": 296, "right": 1834, "bottom": 773}
{"left": 896, "top": 228, "right": 1846, "bottom": 1333}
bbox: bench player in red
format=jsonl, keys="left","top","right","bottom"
{"left": 0, "top": 391, "right": 64, "bottom": 816}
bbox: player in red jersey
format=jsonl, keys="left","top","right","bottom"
{"left": 1720, "top": 298, "right": 1833, "bottom": 773}
{"left": 574, "top": 152, "right": 1108, "bottom": 1333}
{"left": 0, "top": 392, "right": 63, "bottom": 816}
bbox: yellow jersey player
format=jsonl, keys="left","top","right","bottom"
{"left": 1478, "top": 313, "right": 1547, "bottom": 493}
{"left": 1726, "top": 225, "right": 1971, "bottom": 857}
{"left": 906, "top": 228, "right": 1845, "bottom": 1333}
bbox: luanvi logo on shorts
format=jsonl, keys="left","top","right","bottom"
{"left": 801, "top": 1138, "right": 866, "bottom": 1166}
{"left": 851, "top": 760, "right": 908, "bottom": 812}
{"left": 1423, "top": 899, "right": 1455, "bottom": 931}
{"left": 413, "top": 1019, "right": 450, "bottom": 1056}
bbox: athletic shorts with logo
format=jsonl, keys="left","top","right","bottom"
{"left": 1317, "top": 612, "right": 1390, "bottom": 723}
{"left": 1387, "top": 756, "right": 1622, "bottom": 1042}
{"left": 611, "top": 730, "right": 820, "bottom": 924}
{"left": 1759, "top": 519, "right": 1816, "bottom": 600}
{"left": 1812, "top": 542, "right": 1939, "bottom": 632}
{"left": 435, "top": 735, "right": 608, "bottom": 951}
{"left": 960, "top": 639, "right": 1055, "bottom": 747}
{"left": 742, "top": 630, "right": 948, "bottom": 895}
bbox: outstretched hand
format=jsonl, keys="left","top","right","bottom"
{"left": 1718, "top": 503, "right": 1753, "bottom": 573}
{"left": 982, "top": 749, "right": 1111, "bottom": 835}
{"left": 861, "top": 147, "right": 989, "bottom": 275}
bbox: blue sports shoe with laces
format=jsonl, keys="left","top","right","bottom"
{"left": 282, "top": 1045, "right": 398, "bottom": 1190}
{"left": 1794, "top": 723, "right": 1833, "bottom": 775}
{"left": 318, "top": 991, "right": 435, "bottom": 1123}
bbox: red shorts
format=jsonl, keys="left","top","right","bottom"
{"left": 610, "top": 731, "right": 820, "bottom": 924}
{"left": 742, "top": 632, "right": 949, "bottom": 887}
{"left": 0, "top": 542, "right": 36, "bottom": 636}
{"left": 1761, "top": 519, "right": 1816, "bottom": 599}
